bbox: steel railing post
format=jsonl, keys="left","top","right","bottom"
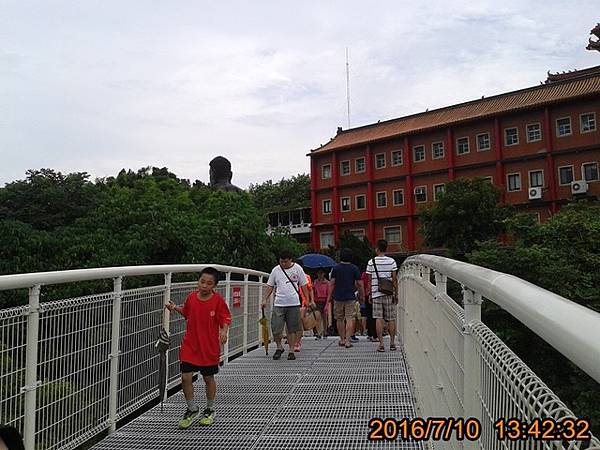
{"left": 433, "top": 271, "right": 448, "bottom": 408}
{"left": 463, "top": 287, "right": 482, "bottom": 449}
{"left": 23, "top": 284, "right": 41, "bottom": 450}
{"left": 223, "top": 272, "right": 231, "bottom": 365}
{"left": 162, "top": 273, "right": 172, "bottom": 394}
{"left": 242, "top": 273, "right": 249, "bottom": 353}
{"left": 108, "top": 276, "right": 123, "bottom": 433}
{"left": 258, "top": 276, "right": 264, "bottom": 348}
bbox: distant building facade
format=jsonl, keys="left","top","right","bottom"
{"left": 266, "top": 206, "right": 312, "bottom": 244}
{"left": 309, "top": 66, "right": 600, "bottom": 253}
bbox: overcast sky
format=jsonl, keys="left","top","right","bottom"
{"left": 1, "top": 1, "right": 599, "bottom": 188}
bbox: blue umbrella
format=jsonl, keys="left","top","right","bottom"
{"left": 297, "top": 253, "right": 336, "bottom": 268}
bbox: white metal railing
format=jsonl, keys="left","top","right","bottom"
{"left": 399, "top": 254, "right": 600, "bottom": 450}
{"left": 0, "top": 264, "right": 269, "bottom": 450}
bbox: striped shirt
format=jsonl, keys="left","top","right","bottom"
{"left": 366, "top": 256, "right": 398, "bottom": 299}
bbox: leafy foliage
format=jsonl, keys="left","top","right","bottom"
{"left": 248, "top": 173, "right": 310, "bottom": 213}
{"left": 0, "top": 167, "right": 306, "bottom": 307}
{"left": 420, "top": 177, "right": 512, "bottom": 255}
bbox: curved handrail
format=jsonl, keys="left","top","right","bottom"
{"left": 0, "top": 264, "right": 269, "bottom": 290}
{"left": 404, "top": 254, "right": 600, "bottom": 384}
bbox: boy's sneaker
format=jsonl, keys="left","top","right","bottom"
{"left": 199, "top": 408, "right": 215, "bottom": 426}
{"left": 178, "top": 408, "right": 200, "bottom": 429}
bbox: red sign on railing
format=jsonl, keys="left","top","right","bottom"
{"left": 232, "top": 287, "right": 241, "bottom": 308}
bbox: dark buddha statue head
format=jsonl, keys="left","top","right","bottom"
{"left": 209, "top": 156, "right": 242, "bottom": 193}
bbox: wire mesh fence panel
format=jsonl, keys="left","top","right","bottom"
{"left": 36, "top": 293, "right": 113, "bottom": 450}
{"left": 117, "top": 286, "right": 165, "bottom": 419}
{"left": 167, "top": 283, "right": 195, "bottom": 385}
{"left": 0, "top": 306, "right": 28, "bottom": 432}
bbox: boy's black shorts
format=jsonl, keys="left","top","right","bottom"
{"left": 180, "top": 361, "right": 219, "bottom": 376}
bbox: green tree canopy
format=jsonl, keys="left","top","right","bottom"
{"left": 420, "top": 177, "right": 512, "bottom": 255}
{"left": 248, "top": 173, "right": 310, "bottom": 213}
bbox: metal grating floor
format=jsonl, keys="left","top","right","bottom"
{"left": 92, "top": 337, "right": 423, "bottom": 450}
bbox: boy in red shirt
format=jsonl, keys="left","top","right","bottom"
{"left": 167, "top": 267, "right": 231, "bottom": 429}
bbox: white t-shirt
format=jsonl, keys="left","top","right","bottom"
{"left": 267, "top": 263, "right": 308, "bottom": 307}
{"left": 366, "top": 255, "right": 398, "bottom": 299}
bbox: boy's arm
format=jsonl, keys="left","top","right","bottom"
{"left": 218, "top": 298, "right": 232, "bottom": 344}
{"left": 166, "top": 301, "right": 186, "bottom": 318}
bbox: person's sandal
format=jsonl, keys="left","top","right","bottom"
{"left": 338, "top": 340, "right": 345, "bottom": 347}
{"left": 390, "top": 344, "right": 397, "bottom": 351}
{"left": 273, "top": 349, "right": 284, "bottom": 360}
{"left": 377, "top": 345, "right": 385, "bottom": 352}
{"left": 345, "top": 342, "right": 353, "bottom": 348}
{"left": 287, "top": 352, "right": 296, "bottom": 360}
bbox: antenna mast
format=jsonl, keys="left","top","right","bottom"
{"left": 346, "top": 47, "right": 351, "bottom": 129}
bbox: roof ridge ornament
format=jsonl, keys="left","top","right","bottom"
{"left": 587, "top": 23, "right": 600, "bottom": 52}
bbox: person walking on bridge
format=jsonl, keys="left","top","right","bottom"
{"left": 366, "top": 240, "right": 398, "bottom": 352}
{"left": 262, "top": 250, "right": 310, "bottom": 361}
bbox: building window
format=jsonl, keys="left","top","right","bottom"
{"left": 340, "top": 160, "right": 350, "bottom": 176}
{"left": 507, "top": 173, "right": 521, "bottom": 192}
{"left": 456, "top": 137, "right": 469, "bottom": 155}
{"left": 529, "top": 170, "right": 544, "bottom": 188}
{"left": 349, "top": 229, "right": 365, "bottom": 238}
{"left": 556, "top": 117, "right": 572, "bottom": 137}
{"left": 355, "top": 194, "right": 366, "bottom": 210}
{"left": 581, "top": 113, "right": 597, "bottom": 133}
{"left": 322, "top": 164, "right": 331, "bottom": 179}
{"left": 340, "top": 197, "right": 351, "bottom": 212}
{"left": 477, "top": 133, "right": 490, "bottom": 151}
{"left": 413, "top": 145, "right": 425, "bottom": 162}
{"left": 391, "top": 150, "right": 403, "bottom": 166}
{"left": 433, "top": 184, "right": 445, "bottom": 201}
{"left": 504, "top": 127, "right": 519, "bottom": 146}
{"left": 375, "top": 153, "right": 386, "bottom": 169}
{"left": 583, "top": 162, "right": 599, "bottom": 182}
{"left": 432, "top": 142, "right": 444, "bottom": 159}
{"left": 558, "top": 166, "right": 574, "bottom": 185}
{"left": 322, "top": 199, "right": 332, "bottom": 214}
{"left": 384, "top": 226, "right": 401, "bottom": 244}
{"left": 482, "top": 176, "right": 493, "bottom": 183}
{"left": 355, "top": 157, "right": 366, "bottom": 173}
{"left": 526, "top": 123, "right": 542, "bottom": 142}
{"left": 393, "top": 189, "right": 404, "bottom": 206}
{"left": 320, "top": 232, "right": 334, "bottom": 249}
{"left": 414, "top": 186, "right": 427, "bottom": 203}
{"left": 376, "top": 191, "right": 387, "bottom": 208}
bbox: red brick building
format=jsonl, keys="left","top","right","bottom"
{"left": 309, "top": 66, "right": 600, "bottom": 253}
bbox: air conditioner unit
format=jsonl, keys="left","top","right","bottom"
{"left": 528, "top": 187, "right": 542, "bottom": 200}
{"left": 571, "top": 180, "right": 589, "bottom": 195}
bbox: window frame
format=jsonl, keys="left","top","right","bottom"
{"left": 375, "top": 153, "right": 386, "bottom": 169}
{"left": 504, "top": 127, "right": 519, "bottom": 146}
{"left": 376, "top": 191, "right": 388, "bottom": 208}
{"left": 383, "top": 225, "right": 402, "bottom": 244}
{"left": 340, "top": 160, "right": 351, "bottom": 177}
{"left": 526, "top": 123, "right": 542, "bottom": 143}
{"left": 340, "top": 196, "right": 351, "bottom": 212}
{"left": 476, "top": 133, "right": 491, "bottom": 151}
{"left": 558, "top": 165, "right": 574, "bottom": 186}
{"left": 320, "top": 231, "right": 334, "bottom": 249}
{"left": 391, "top": 150, "right": 403, "bottom": 167}
{"left": 456, "top": 137, "right": 470, "bottom": 155}
{"left": 349, "top": 228, "right": 365, "bottom": 238}
{"left": 414, "top": 185, "right": 427, "bottom": 203}
{"left": 582, "top": 162, "right": 599, "bottom": 182}
{"left": 528, "top": 169, "right": 544, "bottom": 188}
{"left": 506, "top": 172, "right": 522, "bottom": 192}
{"left": 482, "top": 176, "right": 493, "bottom": 183}
{"left": 433, "top": 183, "right": 445, "bottom": 201}
{"left": 321, "top": 164, "right": 332, "bottom": 180}
{"left": 413, "top": 145, "right": 426, "bottom": 163}
{"left": 580, "top": 112, "right": 597, "bottom": 134}
{"left": 431, "top": 141, "right": 445, "bottom": 160}
{"left": 355, "top": 157, "right": 366, "bottom": 173}
{"left": 322, "top": 199, "right": 332, "bottom": 214}
{"left": 355, "top": 194, "right": 366, "bottom": 210}
{"left": 392, "top": 189, "right": 404, "bottom": 206}
{"left": 556, "top": 117, "right": 572, "bottom": 137}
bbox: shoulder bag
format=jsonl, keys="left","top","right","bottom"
{"left": 372, "top": 258, "right": 395, "bottom": 295}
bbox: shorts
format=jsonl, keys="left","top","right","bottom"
{"left": 372, "top": 295, "right": 397, "bottom": 321}
{"left": 314, "top": 301, "right": 327, "bottom": 313}
{"left": 334, "top": 300, "right": 355, "bottom": 320}
{"left": 271, "top": 305, "right": 302, "bottom": 337}
{"left": 180, "top": 361, "right": 219, "bottom": 376}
